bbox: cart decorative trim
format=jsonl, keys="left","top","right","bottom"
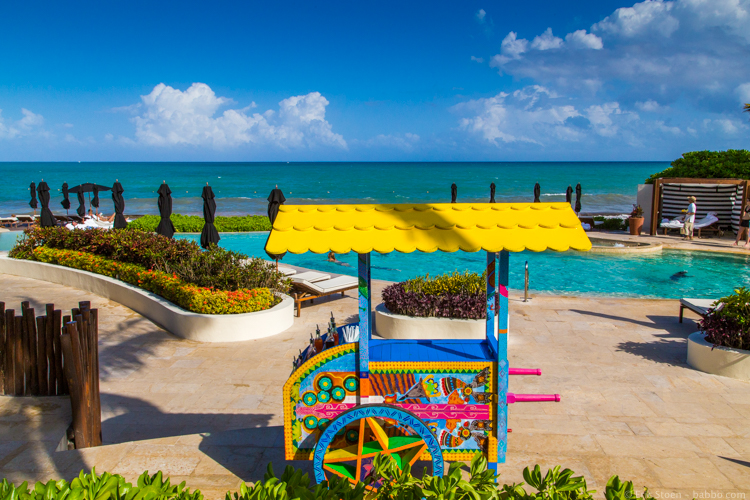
{"left": 266, "top": 202, "right": 591, "bottom": 254}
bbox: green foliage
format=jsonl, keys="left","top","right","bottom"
{"left": 127, "top": 215, "right": 271, "bottom": 233}
{"left": 597, "top": 218, "right": 627, "bottom": 231}
{"left": 1, "top": 459, "right": 657, "bottom": 500}
{"left": 645, "top": 150, "right": 750, "bottom": 184}
{"left": 403, "top": 271, "right": 485, "bottom": 296}
{"left": 699, "top": 287, "right": 750, "bottom": 350}
{"left": 0, "top": 469, "right": 203, "bottom": 500}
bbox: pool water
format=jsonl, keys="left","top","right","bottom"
{"left": 2, "top": 231, "right": 748, "bottom": 299}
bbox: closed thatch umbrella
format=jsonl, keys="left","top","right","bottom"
{"left": 575, "top": 183, "right": 582, "bottom": 214}
{"left": 112, "top": 181, "right": 127, "bottom": 229}
{"left": 37, "top": 181, "right": 55, "bottom": 227}
{"left": 29, "top": 182, "right": 38, "bottom": 215}
{"left": 155, "top": 182, "right": 175, "bottom": 239}
{"left": 200, "top": 184, "right": 220, "bottom": 249}
{"left": 76, "top": 191, "right": 85, "bottom": 218}
{"left": 490, "top": 183, "right": 496, "bottom": 203}
{"left": 566, "top": 185, "right": 573, "bottom": 203}
{"left": 451, "top": 183, "right": 457, "bottom": 203}
{"left": 61, "top": 182, "right": 71, "bottom": 214}
{"left": 265, "top": 186, "right": 286, "bottom": 261}
{"left": 91, "top": 185, "right": 101, "bottom": 215}
{"left": 533, "top": 183, "right": 541, "bottom": 203}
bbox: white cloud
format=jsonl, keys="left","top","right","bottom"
{"left": 593, "top": 0, "right": 679, "bottom": 38}
{"left": 531, "top": 28, "right": 563, "bottom": 50}
{"left": 703, "top": 117, "right": 749, "bottom": 134}
{"left": 491, "top": 32, "right": 528, "bottom": 66}
{"left": 130, "top": 83, "right": 346, "bottom": 149}
{"left": 471, "top": 56, "right": 485, "bottom": 63}
{"left": 737, "top": 82, "right": 750, "bottom": 103}
{"left": 635, "top": 99, "right": 668, "bottom": 112}
{"left": 655, "top": 120, "right": 682, "bottom": 134}
{"left": 585, "top": 102, "right": 638, "bottom": 137}
{"left": 0, "top": 108, "right": 46, "bottom": 139}
{"left": 564, "top": 30, "right": 603, "bottom": 49}
{"left": 476, "top": 9, "right": 486, "bottom": 23}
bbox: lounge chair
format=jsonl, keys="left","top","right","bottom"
{"left": 278, "top": 266, "right": 297, "bottom": 276}
{"left": 291, "top": 271, "right": 331, "bottom": 283}
{"left": 291, "top": 275, "right": 358, "bottom": 317}
{"left": 0, "top": 217, "right": 18, "bottom": 228}
{"left": 679, "top": 298, "right": 716, "bottom": 323}
{"left": 15, "top": 215, "right": 35, "bottom": 227}
{"left": 660, "top": 212, "right": 721, "bottom": 237}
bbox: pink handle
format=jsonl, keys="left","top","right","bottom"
{"left": 507, "top": 393, "right": 560, "bottom": 404}
{"left": 509, "top": 368, "right": 542, "bottom": 376}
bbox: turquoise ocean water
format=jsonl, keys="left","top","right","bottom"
{"left": 0, "top": 162, "right": 663, "bottom": 216}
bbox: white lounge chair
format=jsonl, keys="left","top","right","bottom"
{"left": 679, "top": 298, "right": 716, "bottom": 323}
{"left": 277, "top": 266, "right": 297, "bottom": 276}
{"left": 291, "top": 275, "right": 358, "bottom": 317}
{"left": 291, "top": 272, "right": 331, "bottom": 283}
{"left": 0, "top": 217, "right": 18, "bottom": 228}
{"left": 660, "top": 212, "right": 720, "bottom": 236}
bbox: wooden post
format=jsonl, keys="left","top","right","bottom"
{"left": 0, "top": 302, "right": 4, "bottom": 395}
{"left": 650, "top": 179, "right": 661, "bottom": 235}
{"left": 61, "top": 322, "right": 87, "bottom": 448}
{"left": 25, "top": 307, "right": 39, "bottom": 396}
{"left": 14, "top": 315, "right": 24, "bottom": 395}
{"left": 3, "top": 309, "right": 13, "bottom": 396}
{"left": 58, "top": 313, "right": 69, "bottom": 395}
{"left": 36, "top": 316, "right": 48, "bottom": 396}
{"left": 90, "top": 308, "right": 101, "bottom": 445}
{"left": 45, "top": 304, "right": 56, "bottom": 396}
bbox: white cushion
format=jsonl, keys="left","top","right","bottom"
{"left": 292, "top": 272, "right": 331, "bottom": 283}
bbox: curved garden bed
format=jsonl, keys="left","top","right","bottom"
{"left": 0, "top": 254, "right": 293, "bottom": 342}
{"left": 374, "top": 303, "right": 484, "bottom": 339}
{"left": 687, "top": 332, "right": 750, "bottom": 381}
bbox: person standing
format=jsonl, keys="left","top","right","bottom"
{"left": 733, "top": 199, "right": 750, "bottom": 248}
{"left": 684, "top": 196, "right": 697, "bottom": 240}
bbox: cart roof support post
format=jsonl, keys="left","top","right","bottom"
{"left": 494, "top": 250, "right": 510, "bottom": 471}
{"left": 357, "top": 252, "right": 372, "bottom": 403}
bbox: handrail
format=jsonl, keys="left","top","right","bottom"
{"left": 523, "top": 261, "right": 530, "bottom": 302}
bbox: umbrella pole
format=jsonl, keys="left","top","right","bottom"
{"left": 276, "top": 259, "right": 279, "bottom": 271}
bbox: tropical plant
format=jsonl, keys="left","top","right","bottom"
{"left": 227, "top": 463, "right": 366, "bottom": 500}
{"left": 644, "top": 150, "right": 750, "bottom": 184}
{"left": 699, "top": 287, "right": 750, "bottom": 350}
{"left": 629, "top": 205, "right": 643, "bottom": 218}
{"left": 382, "top": 271, "right": 486, "bottom": 320}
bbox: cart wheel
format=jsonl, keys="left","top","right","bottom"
{"left": 312, "top": 404, "right": 443, "bottom": 487}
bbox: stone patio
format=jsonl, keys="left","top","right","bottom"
{"left": 0, "top": 273, "right": 748, "bottom": 499}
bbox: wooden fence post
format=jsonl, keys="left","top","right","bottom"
{"left": 14, "top": 315, "right": 23, "bottom": 395}
{"left": 0, "top": 302, "right": 4, "bottom": 395}
{"left": 3, "top": 309, "right": 13, "bottom": 396}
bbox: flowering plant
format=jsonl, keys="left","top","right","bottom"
{"left": 699, "top": 287, "right": 750, "bottom": 350}
{"left": 382, "top": 271, "right": 486, "bottom": 320}
{"left": 30, "top": 247, "right": 278, "bottom": 315}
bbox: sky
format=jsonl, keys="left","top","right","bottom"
{"left": 0, "top": 0, "right": 749, "bottom": 162}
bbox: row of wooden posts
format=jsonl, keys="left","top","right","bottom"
{"left": 0, "top": 301, "right": 102, "bottom": 448}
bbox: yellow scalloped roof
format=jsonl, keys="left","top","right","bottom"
{"left": 265, "top": 202, "right": 592, "bottom": 254}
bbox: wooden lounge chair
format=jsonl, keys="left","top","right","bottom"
{"left": 679, "top": 298, "right": 716, "bottom": 323}
{"left": 291, "top": 275, "right": 358, "bottom": 317}
{"left": 0, "top": 217, "right": 18, "bottom": 228}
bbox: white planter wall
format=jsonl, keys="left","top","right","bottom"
{"left": 0, "top": 255, "right": 293, "bottom": 343}
{"left": 686, "top": 332, "right": 750, "bottom": 382}
{"left": 374, "top": 303, "right": 485, "bottom": 340}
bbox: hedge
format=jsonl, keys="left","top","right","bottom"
{"left": 30, "top": 247, "right": 278, "bottom": 315}
{"left": 645, "top": 150, "right": 750, "bottom": 184}
{"left": 0, "top": 453, "right": 658, "bottom": 500}
{"left": 127, "top": 214, "right": 272, "bottom": 233}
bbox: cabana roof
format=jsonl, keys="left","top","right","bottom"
{"left": 265, "top": 202, "right": 591, "bottom": 254}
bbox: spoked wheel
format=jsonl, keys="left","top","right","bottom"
{"left": 312, "top": 404, "right": 444, "bottom": 488}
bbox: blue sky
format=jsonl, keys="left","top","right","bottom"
{"left": 0, "top": 0, "right": 748, "bottom": 161}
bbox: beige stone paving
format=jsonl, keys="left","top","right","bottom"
{"left": 594, "top": 230, "right": 750, "bottom": 256}
{"left": 1, "top": 273, "right": 749, "bottom": 499}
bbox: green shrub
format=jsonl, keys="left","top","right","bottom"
{"left": 127, "top": 214, "right": 271, "bottom": 233}
{"left": 10, "top": 227, "right": 291, "bottom": 295}
{"left": 382, "top": 272, "right": 486, "bottom": 320}
{"left": 598, "top": 218, "right": 627, "bottom": 231}
{"left": 645, "top": 150, "right": 750, "bottom": 184}
{"left": 0, "top": 457, "right": 657, "bottom": 500}
{"left": 31, "top": 247, "right": 280, "bottom": 314}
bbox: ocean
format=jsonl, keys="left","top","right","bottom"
{"left": 0, "top": 162, "right": 666, "bottom": 216}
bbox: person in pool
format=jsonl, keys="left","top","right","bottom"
{"left": 327, "top": 251, "right": 351, "bottom": 267}
{"left": 733, "top": 199, "right": 750, "bottom": 248}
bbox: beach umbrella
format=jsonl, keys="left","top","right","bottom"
{"left": 575, "top": 183, "right": 582, "bottom": 214}
{"left": 112, "top": 181, "right": 127, "bottom": 229}
{"left": 76, "top": 191, "right": 85, "bottom": 218}
{"left": 61, "top": 183, "right": 71, "bottom": 213}
{"left": 490, "top": 183, "right": 496, "bottom": 203}
{"left": 155, "top": 182, "right": 175, "bottom": 239}
{"left": 265, "top": 186, "right": 286, "bottom": 261}
{"left": 68, "top": 183, "right": 112, "bottom": 194}
{"left": 29, "top": 182, "right": 38, "bottom": 213}
{"left": 451, "top": 183, "right": 457, "bottom": 203}
{"left": 91, "top": 185, "right": 101, "bottom": 213}
{"left": 566, "top": 185, "right": 573, "bottom": 203}
{"left": 37, "top": 181, "right": 55, "bottom": 227}
{"left": 533, "top": 183, "right": 541, "bottom": 203}
{"left": 200, "top": 184, "right": 220, "bottom": 249}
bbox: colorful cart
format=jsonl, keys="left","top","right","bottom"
{"left": 266, "top": 202, "right": 591, "bottom": 485}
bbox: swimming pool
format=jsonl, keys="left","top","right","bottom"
{"left": 2, "top": 230, "right": 747, "bottom": 299}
